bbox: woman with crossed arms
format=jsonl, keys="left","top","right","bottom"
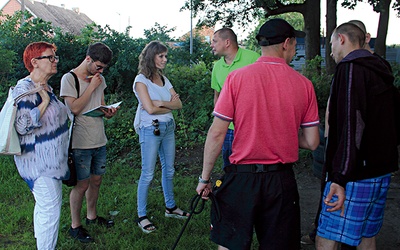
{"left": 133, "top": 41, "right": 188, "bottom": 234}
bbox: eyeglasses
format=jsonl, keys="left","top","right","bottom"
{"left": 91, "top": 59, "right": 107, "bottom": 70}
{"left": 152, "top": 119, "right": 160, "bottom": 136}
{"left": 35, "top": 55, "right": 59, "bottom": 63}
{"left": 94, "top": 64, "right": 105, "bottom": 70}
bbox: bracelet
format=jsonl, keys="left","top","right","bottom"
{"left": 198, "top": 176, "right": 210, "bottom": 184}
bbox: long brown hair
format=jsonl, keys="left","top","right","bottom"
{"left": 138, "top": 41, "right": 168, "bottom": 80}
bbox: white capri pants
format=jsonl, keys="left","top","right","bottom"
{"left": 31, "top": 176, "right": 62, "bottom": 250}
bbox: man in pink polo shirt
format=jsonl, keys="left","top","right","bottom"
{"left": 196, "top": 18, "right": 320, "bottom": 249}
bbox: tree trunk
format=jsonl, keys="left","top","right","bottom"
{"left": 325, "top": 0, "right": 337, "bottom": 75}
{"left": 258, "top": 1, "right": 321, "bottom": 62}
{"left": 374, "top": 0, "right": 391, "bottom": 57}
{"left": 303, "top": 1, "right": 321, "bottom": 61}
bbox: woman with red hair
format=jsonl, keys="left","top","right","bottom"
{"left": 12, "top": 41, "right": 69, "bottom": 249}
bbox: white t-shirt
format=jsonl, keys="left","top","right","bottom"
{"left": 60, "top": 72, "right": 107, "bottom": 149}
{"left": 133, "top": 74, "right": 174, "bottom": 132}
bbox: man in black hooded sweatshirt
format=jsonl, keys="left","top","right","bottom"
{"left": 315, "top": 22, "right": 399, "bottom": 250}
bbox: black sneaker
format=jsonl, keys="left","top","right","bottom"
{"left": 68, "top": 226, "right": 94, "bottom": 243}
{"left": 86, "top": 216, "right": 114, "bottom": 228}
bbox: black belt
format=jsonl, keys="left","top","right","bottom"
{"left": 224, "top": 163, "right": 293, "bottom": 173}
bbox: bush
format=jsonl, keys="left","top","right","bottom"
{"left": 104, "top": 92, "right": 139, "bottom": 165}
{"left": 391, "top": 62, "right": 400, "bottom": 89}
{"left": 301, "top": 55, "right": 332, "bottom": 122}
{"left": 167, "top": 62, "right": 214, "bottom": 148}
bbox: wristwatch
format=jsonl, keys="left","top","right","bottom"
{"left": 198, "top": 176, "right": 210, "bottom": 184}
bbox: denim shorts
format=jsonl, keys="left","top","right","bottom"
{"left": 73, "top": 146, "right": 107, "bottom": 180}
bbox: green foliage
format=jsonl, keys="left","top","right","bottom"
{"left": 96, "top": 25, "right": 147, "bottom": 94}
{"left": 0, "top": 48, "right": 16, "bottom": 102}
{"left": 0, "top": 11, "right": 55, "bottom": 86}
{"left": 342, "top": 0, "right": 400, "bottom": 16}
{"left": 243, "top": 12, "right": 305, "bottom": 51}
{"left": 0, "top": 47, "right": 15, "bottom": 75}
{"left": 299, "top": 148, "right": 313, "bottom": 159}
{"left": 167, "top": 62, "right": 214, "bottom": 148}
{"left": 169, "top": 34, "right": 217, "bottom": 69}
{"left": 391, "top": 62, "right": 400, "bottom": 89}
{"left": 103, "top": 93, "right": 139, "bottom": 164}
{"left": 0, "top": 11, "right": 57, "bottom": 103}
{"left": 301, "top": 55, "right": 332, "bottom": 120}
{"left": 143, "top": 22, "right": 176, "bottom": 41}
{"left": 0, "top": 156, "right": 35, "bottom": 245}
{"left": 187, "top": 0, "right": 262, "bottom": 29}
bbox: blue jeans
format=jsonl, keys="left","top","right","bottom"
{"left": 222, "top": 129, "right": 234, "bottom": 168}
{"left": 137, "top": 119, "right": 176, "bottom": 217}
{"left": 73, "top": 146, "right": 107, "bottom": 181}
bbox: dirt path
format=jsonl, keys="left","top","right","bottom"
{"left": 178, "top": 145, "right": 400, "bottom": 249}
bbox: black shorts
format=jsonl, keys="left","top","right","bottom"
{"left": 210, "top": 167, "right": 300, "bottom": 250}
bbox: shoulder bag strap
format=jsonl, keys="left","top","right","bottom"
{"left": 14, "top": 86, "right": 44, "bottom": 103}
{"left": 69, "top": 71, "right": 80, "bottom": 97}
{"left": 68, "top": 71, "right": 80, "bottom": 149}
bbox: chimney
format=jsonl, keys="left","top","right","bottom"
{"left": 61, "top": 4, "right": 65, "bottom": 9}
{"left": 42, "top": 0, "right": 47, "bottom": 4}
{"left": 72, "top": 7, "right": 80, "bottom": 14}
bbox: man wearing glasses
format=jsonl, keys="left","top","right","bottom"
{"left": 60, "top": 42, "right": 118, "bottom": 243}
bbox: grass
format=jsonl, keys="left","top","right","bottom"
{"left": 0, "top": 153, "right": 225, "bottom": 250}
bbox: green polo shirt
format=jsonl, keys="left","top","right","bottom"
{"left": 211, "top": 47, "right": 260, "bottom": 129}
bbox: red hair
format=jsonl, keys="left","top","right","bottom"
{"left": 23, "top": 42, "right": 57, "bottom": 72}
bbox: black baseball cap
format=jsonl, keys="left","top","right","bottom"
{"left": 256, "top": 18, "right": 306, "bottom": 46}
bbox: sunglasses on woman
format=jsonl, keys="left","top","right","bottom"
{"left": 152, "top": 119, "right": 160, "bottom": 136}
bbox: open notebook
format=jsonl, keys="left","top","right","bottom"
{"left": 83, "top": 101, "right": 122, "bottom": 117}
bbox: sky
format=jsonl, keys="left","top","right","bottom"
{"left": 1, "top": 0, "right": 399, "bottom": 45}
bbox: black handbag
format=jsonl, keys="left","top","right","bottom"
{"left": 63, "top": 145, "right": 77, "bottom": 186}
{"left": 62, "top": 71, "right": 80, "bottom": 186}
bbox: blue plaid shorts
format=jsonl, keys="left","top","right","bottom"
{"left": 317, "top": 174, "right": 391, "bottom": 246}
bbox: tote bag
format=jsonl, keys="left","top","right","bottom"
{"left": 0, "top": 86, "right": 43, "bottom": 155}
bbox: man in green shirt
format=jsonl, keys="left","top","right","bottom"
{"left": 210, "top": 28, "right": 260, "bottom": 168}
